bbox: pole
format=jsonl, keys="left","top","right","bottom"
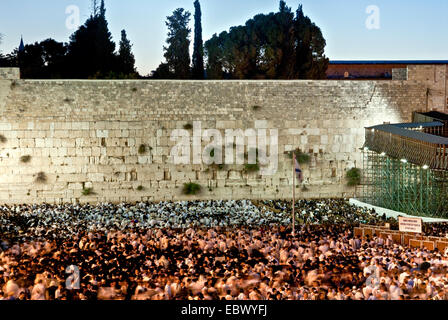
{"left": 292, "top": 152, "right": 296, "bottom": 237}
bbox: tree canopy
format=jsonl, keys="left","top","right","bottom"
{"left": 1, "top": 1, "right": 328, "bottom": 80}
{"left": 204, "top": 2, "right": 328, "bottom": 79}
{"left": 66, "top": 0, "right": 117, "bottom": 78}
{"left": 0, "top": 1, "right": 138, "bottom": 79}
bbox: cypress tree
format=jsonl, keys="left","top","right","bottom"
{"left": 192, "top": 0, "right": 205, "bottom": 79}
{"left": 118, "top": 30, "right": 136, "bottom": 76}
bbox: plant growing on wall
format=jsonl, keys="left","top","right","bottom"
{"left": 244, "top": 163, "right": 260, "bottom": 173}
{"left": 82, "top": 188, "right": 93, "bottom": 196}
{"left": 0, "top": 135, "right": 6, "bottom": 143}
{"left": 346, "top": 168, "right": 361, "bottom": 186}
{"left": 183, "top": 182, "right": 201, "bottom": 195}
{"left": 289, "top": 148, "right": 311, "bottom": 164}
{"left": 136, "top": 185, "right": 144, "bottom": 191}
{"left": 35, "top": 172, "right": 47, "bottom": 184}
{"left": 20, "top": 155, "right": 32, "bottom": 163}
{"left": 138, "top": 144, "right": 147, "bottom": 154}
{"left": 183, "top": 123, "right": 193, "bottom": 130}
{"left": 240, "top": 148, "right": 261, "bottom": 173}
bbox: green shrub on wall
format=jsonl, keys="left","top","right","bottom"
{"left": 346, "top": 168, "right": 361, "bottom": 186}
{"left": 20, "top": 155, "right": 32, "bottom": 163}
{"left": 183, "top": 183, "right": 201, "bottom": 195}
{"left": 289, "top": 148, "right": 311, "bottom": 164}
{"left": 138, "top": 144, "right": 147, "bottom": 155}
{"left": 244, "top": 163, "right": 260, "bottom": 173}
{"left": 82, "top": 188, "right": 93, "bottom": 196}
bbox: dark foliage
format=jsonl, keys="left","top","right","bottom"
{"left": 192, "top": 0, "right": 205, "bottom": 79}
{"left": 204, "top": 2, "right": 328, "bottom": 80}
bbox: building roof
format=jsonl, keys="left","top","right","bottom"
{"left": 367, "top": 122, "right": 448, "bottom": 145}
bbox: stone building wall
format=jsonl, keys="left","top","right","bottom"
{"left": 0, "top": 68, "right": 20, "bottom": 80}
{"left": 0, "top": 69, "right": 433, "bottom": 204}
{"left": 407, "top": 64, "right": 448, "bottom": 113}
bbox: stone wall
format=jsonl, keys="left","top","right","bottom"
{"left": 0, "top": 69, "right": 433, "bottom": 204}
{"left": 0, "top": 68, "right": 20, "bottom": 80}
{"left": 407, "top": 64, "right": 448, "bottom": 113}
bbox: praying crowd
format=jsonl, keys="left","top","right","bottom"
{"left": 2, "top": 199, "right": 448, "bottom": 300}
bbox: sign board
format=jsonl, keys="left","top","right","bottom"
{"left": 399, "top": 216, "right": 422, "bottom": 234}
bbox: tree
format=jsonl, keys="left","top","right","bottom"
{"left": 204, "top": 1, "right": 328, "bottom": 80}
{"left": 275, "top": 1, "right": 296, "bottom": 79}
{"left": 192, "top": 0, "right": 204, "bottom": 79}
{"left": 151, "top": 62, "right": 174, "bottom": 79}
{"left": 3, "top": 39, "right": 67, "bottom": 78}
{"left": 1, "top": 1, "right": 141, "bottom": 79}
{"left": 91, "top": 0, "right": 100, "bottom": 16}
{"left": 66, "top": 0, "right": 117, "bottom": 78}
{"left": 99, "top": 0, "right": 106, "bottom": 17}
{"left": 39, "top": 39, "right": 68, "bottom": 78}
{"left": 163, "top": 8, "right": 191, "bottom": 79}
{"left": 294, "top": 5, "right": 328, "bottom": 79}
{"left": 204, "top": 33, "right": 225, "bottom": 79}
{"left": 118, "top": 30, "right": 137, "bottom": 76}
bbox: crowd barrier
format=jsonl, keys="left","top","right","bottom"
{"left": 354, "top": 226, "right": 448, "bottom": 252}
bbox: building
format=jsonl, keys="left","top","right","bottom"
{"left": 327, "top": 60, "right": 448, "bottom": 80}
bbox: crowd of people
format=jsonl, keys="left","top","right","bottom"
{"left": 1, "top": 199, "right": 448, "bottom": 300}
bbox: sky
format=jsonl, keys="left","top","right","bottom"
{"left": 0, "top": 0, "right": 447, "bottom": 75}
